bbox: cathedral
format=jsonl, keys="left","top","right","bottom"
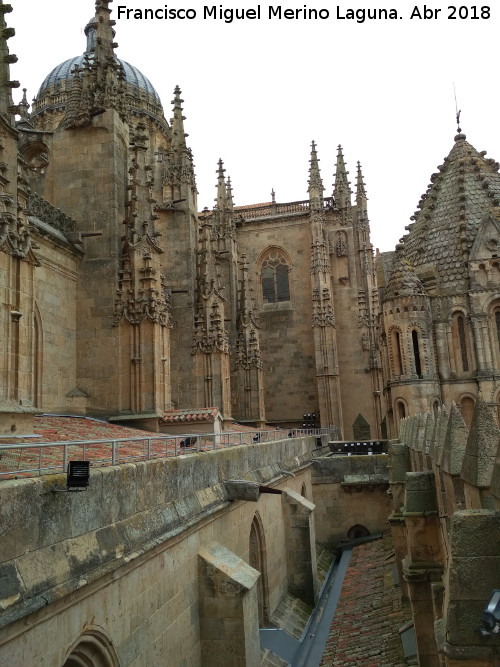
{"left": 1, "top": 0, "right": 500, "bottom": 441}
{"left": 0, "top": 0, "right": 382, "bottom": 439}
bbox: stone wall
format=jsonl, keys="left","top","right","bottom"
{"left": 388, "top": 401, "right": 500, "bottom": 666}
{"left": 0, "top": 435, "right": 328, "bottom": 666}
{"left": 311, "top": 453, "right": 391, "bottom": 547}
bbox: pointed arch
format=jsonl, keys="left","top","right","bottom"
{"left": 388, "top": 326, "right": 405, "bottom": 377}
{"left": 257, "top": 246, "right": 292, "bottom": 305}
{"left": 62, "top": 628, "right": 120, "bottom": 667}
{"left": 33, "top": 302, "right": 43, "bottom": 408}
{"left": 457, "top": 393, "right": 475, "bottom": 429}
{"left": 450, "top": 311, "right": 473, "bottom": 374}
{"left": 249, "top": 511, "right": 270, "bottom": 626}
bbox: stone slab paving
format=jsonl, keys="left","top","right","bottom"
{"left": 320, "top": 533, "right": 415, "bottom": 666}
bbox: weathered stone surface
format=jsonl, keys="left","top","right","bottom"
{"left": 440, "top": 402, "right": 468, "bottom": 475}
{"left": 405, "top": 472, "right": 438, "bottom": 513}
{"left": 461, "top": 398, "right": 500, "bottom": 489}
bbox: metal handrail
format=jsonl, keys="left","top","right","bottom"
{"left": 0, "top": 428, "right": 332, "bottom": 479}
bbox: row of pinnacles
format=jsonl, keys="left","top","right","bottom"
{"left": 388, "top": 399, "right": 500, "bottom": 666}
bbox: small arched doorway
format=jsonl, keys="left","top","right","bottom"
{"left": 249, "top": 512, "right": 270, "bottom": 626}
{"left": 347, "top": 524, "right": 370, "bottom": 540}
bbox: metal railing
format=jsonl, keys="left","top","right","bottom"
{"left": 0, "top": 428, "right": 332, "bottom": 480}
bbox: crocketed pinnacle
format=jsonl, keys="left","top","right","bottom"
{"left": 356, "top": 161, "right": 368, "bottom": 222}
{"left": 333, "top": 144, "right": 351, "bottom": 209}
{"left": 308, "top": 140, "right": 324, "bottom": 207}
{"left": 0, "top": 3, "right": 19, "bottom": 122}
{"left": 93, "top": 1, "right": 117, "bottom": 68}
{"left": 171, "top": 85, "right": 187, "bottom": 149}
{"left": 226, "top": 176, "right": 234, "bottom": 213}
{"left": 215, "top": 158, "right": 226, "bottom": 209}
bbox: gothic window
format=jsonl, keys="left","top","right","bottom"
{"left": 261, "top": 250, "right": 290, "bottom": 303}
{"left": 451, "top": 312, "right": 472, "bottom": 374}
{"left": 395, "top": 399, "right": 407, "bottom": 431}
{"left": 63, "top": 630, "right": 120, "bottom": 667}
{"left": 411, "top": 329, "right": 423, "bottom": 377}
{"left": 458, "top": 395, "right": 475, "bottom": 429}
{"left": 390, "top": 328, "right": 404, "bottom": 377}
{"left": 249, "top": 512, "right": 269, "bottom": 626}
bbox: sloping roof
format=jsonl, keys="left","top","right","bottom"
{"left": 320, "top": 533, "right": 415, "bottom": 666}
{"left": 159, "top": 407, "right": 221, "bottom": 424}
{"left": 399, "top": 132, "right": 500, "bottom": 290}
{"left": 384, "top": 254, "right": 426, "bottom": 300}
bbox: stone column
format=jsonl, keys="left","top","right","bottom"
{"left": 282, "top": 488, "right": 318, "bottom": 606}
{"left": 435, "top": 511, "right": 500, "bottom": 666}
{"left": 198, "top": 542, "right": 260, "bottom": 667}
{"left": 403, "top": 472, "right": 444, "bottom": 667}
{"left": 434, "top": 321, "right": 450, "bottom": 380}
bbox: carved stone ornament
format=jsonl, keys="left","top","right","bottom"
{"left": 312, "top": 286, "right": 336, "bottom": 327}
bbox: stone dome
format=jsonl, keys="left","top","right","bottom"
{"left": 31, "top": 16, "right": 164, "bottom": 125}
{"left": 37, "top": 56, "right": 161, "bottom": 104}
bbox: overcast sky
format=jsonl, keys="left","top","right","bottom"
{"left": 9, "top": 1, "right": 500, "bottom": 252}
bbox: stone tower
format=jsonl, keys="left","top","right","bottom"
{"left": 379, "top": 124, "right": 500, "bottom": 435}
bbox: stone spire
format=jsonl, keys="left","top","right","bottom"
{"left": 212, "top": 159, "right": 236, "bottom": 243}
{"left": 355, "top": 161, "right": 369, "bottom": 224}
{"left": 113, "top": 122, "right": 171, "bottom": 328}
{"left": 215, "top": 158, "right": 226, "bottom": 209}
{"left": 171, "top": 85, "right": 187, "bottom": 150}
{"left": 308, "top": 140, "right": 324, "bottom": 211}
{"left": 93, "top": 1, "right": 117, "bottom": 66}
{"left": 226, "top": 176, "right": 234, "bottom": 214}
{"left": 308, "top": 142, "right": 330, "bottom": 276}
{"left": 0, "top": 3, "right": 19, "bottom": 124}
{"left": 193, "top": 213, "right": 229, "bottom": 354}
{"left": 235, "top": 255, "right": 262, "bottom": 370}
{"left": 163, "top": 86, "right": 196, "bottom": 193}
{"left": 333, "top": 145, "right": 352, "bottom": 211}
{"left": 61, "top": 2, "right": 126, "bottom": 128}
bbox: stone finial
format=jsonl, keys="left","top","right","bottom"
{"left": 333, "top": 144, "right": 352, "bottom": 211}
{"left": 0, "top": 3, "right": 19, "bottom": 123}
{"left": 308, "top": 140, "right": 324, "bottom": 205}
{"left": 171, "top": 85, "right": 187, "bottom": 150}
{"left": 439, "top": 402, "right": 468, "bottom": 475}
{"left": 461, "top": 397, "right": 499, "bottom": 489}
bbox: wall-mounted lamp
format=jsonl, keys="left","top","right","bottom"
{"left": 53, "top": 461, "right": 90, "bottom": 493}
{"left": 480, "top": 589, "right": 500, "bottom": 637}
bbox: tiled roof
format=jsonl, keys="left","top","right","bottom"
{"left": 384, "top": 255, "right": 426, "bottom": 300}
{"left": 399, "top": 132, "right": 500, "bottom": 290}
{"left": 320, "top": 532, "right": 415, "bottom": 666}
{"left": 160, "top": 407, "right": 221, "bottom": 424}
{"left": 3, "top": 415, "right": 152, "bottom": 444}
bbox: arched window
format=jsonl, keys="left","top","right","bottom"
{"left": 395, "top": 399, "right": 407, "bottom": 433}
{"left": 249, "top": 512, "right": 270, "bottom": 626}
{"left": 390, "top": 328, "right": 404, "bottom": 377}
{"left": 261, "top": 249, "right": 290, "bottom": 303}
{"left": 489, "top": 303, "right": 500, "bottom": 369}
{"left": 63, "top": 630, "right": 120, "bottom": 667}
{"left": 451, "top": 312, "right": 472, "bottom": 374}
{"left": 458, "top": 395, "right": 475, "bottom": 429}
{"left": 411, "top": 329, "right": 422, "bottom": 377}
